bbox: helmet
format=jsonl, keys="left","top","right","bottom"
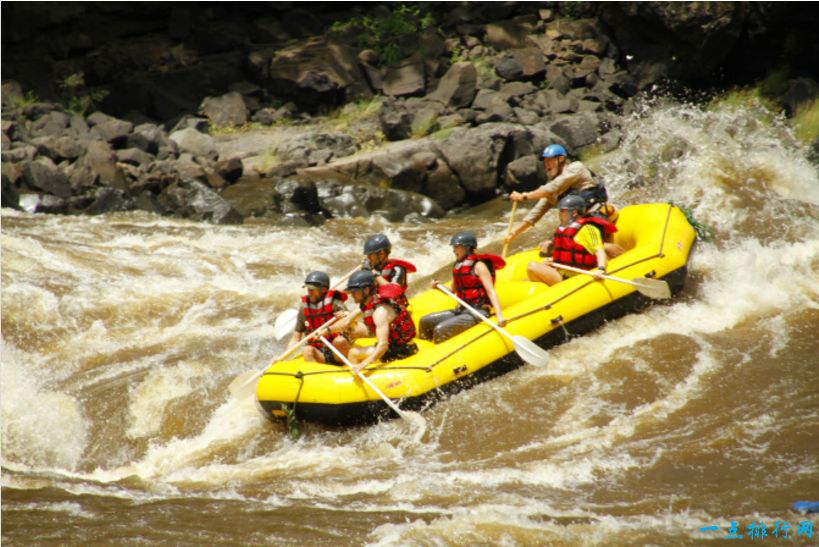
{"left": 346, "top": 270, "right": 375, "bottom": 290}
{"left": 303, "top": 271, "right": 330, "bottom": 288}
{"left": 363, "top": 233, "right": 391, "bottom": 255}
{"left": 450, "top": 231, "right": 478, "bottom": 249}
{"left": 541, "top": 144, "right": 567, "bottom": 159}
{"left": 556, "top": 194, "right": 586, "bottom": 213}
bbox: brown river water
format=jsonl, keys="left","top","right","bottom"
{"left": 3, "top": 101, "right": 818, "bottom": 545}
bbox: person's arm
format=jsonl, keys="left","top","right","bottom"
{"left": 574, "top": 225, "right": 607, "bottom": 280}
{"left": 325, "top": 308, "right": 361, "bottom": 334}
{"left": 351, "top": 304, "right": 394, "bottom": 371}
{"left": 474, "top": 261, "right": 506, "bottom": 327}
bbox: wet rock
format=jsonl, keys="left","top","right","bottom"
{"left": 214, "top": 157, "right": 243, "bottom": 183}
{"left": 83, "top": 187, "right": 127, "bottom": 215}
{"left": 495, "top": 48, "right": 546, "bottom": 81}
{"left": 1, "top": 172, "right": 21, "bottom": 210}
{"left": 427, "top": 62, "right": 477, "bottom": 108}
{"left": 116, "top": 147, "right": 154, "bottom": 166}
{"left": 19, "top": 193, "right": 68, "bottom": 214}
{"left": 199, "top": 91, "right": 248, "bottom": 128}
{"left": 169, "top": 127, "right": 217, "bottom": 160}
{"left": 30, "top": 135, "right": 83, "bottom": 162}
{"left": 88, "top": 113, "right": 133, "bottom": 147}
{"left": 485, "top": 20, "right": 533, "bottom": 50}
{"left": 275, "top": 178, "right": 323, "bottom": 215}
{"left": 317, "top": 181, "right": 444, "bottom": 221}
{"left": 422, "top": 157, "right": 465, "bottom": 209}
{"left": 503, "top": 155, "right": 542, "bottom": 190}
{"left": 30, "top": 111, "right": 71, "bottom": 138}
{"left": 436, "top": 124, "right": 512, "bottom": 198}
{"left": 22, "top": 157, "right": 72, "bottom": 198}
{"left": 158, "top": 179, "right": 243, "bottom": 224}
{"left": 378, "top": 100, "right": 413, "bottom": 141}
{"left": 81, "top": 139, "right": 128, "bottom": 190}
{"left": 383, "top": 61, "right": 426, "bottom": 97}
{"left": 126, "top": 123, "right": 165, "bottom": 155}
{"left": 549, "top": 112, "right": 601, "bottom": 150}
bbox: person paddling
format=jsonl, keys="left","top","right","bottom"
{"left": 505, "top": 143, "right": 613, "bottom": 248}
{"left": 526, "top": 195, "right": 618, "bottom": 286}
{"left": 287, "top": 271, "right": 351, "bottom": 364}
{"left": 362, "top": 233, "right": 417, "bottom": 308}
{"left": 324, "top": 270, "right": 418, "bottom": 373}
{"left": 419, "top": 231, "right": 507, "bottom": 343}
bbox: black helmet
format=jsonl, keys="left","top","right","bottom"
{"left": 363, "top": 233, "right": 391, "bottom": 255}
{"left": 304, "top": 271, "right": 330, "bottom": 288}
{"left": 450, "top": 231, "right": 478, "bottom": 249}
{"left": 346, "top": 269, "right": 375, "bottom": 290}
{"left": 557, "top": 194, "right": 586, "bottom": 213}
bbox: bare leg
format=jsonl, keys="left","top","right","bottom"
{"left": 332, "top": 336, "right": 351, "bottom": 359}
{"left": 526, "top": 261, "right": 563, "bottom": 285}
{"left": 349, "top": 345, "right": 374, "bottom": 364}
{"left": 302, "top": 345, "right": 324, "bottom": 363}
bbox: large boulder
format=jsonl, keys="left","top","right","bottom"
{"left": 22, "top": 157, "right": 72, "bottom": 198}
{"left": 158, "top": 179, "right": 243, "bottom": 224}
{"left": 260, "top": 37, "right": 371, "bottom": 108}
{"left": 383, "top": 60, "right": 426, "bottom": 97}
{"left": 199, "top": 91, "right": 248, "bottom": 128}
{"left": 427, "top": 62, "right": 477, "bottom": 108}
{"left": 169, "top": 127, "right": 217, "bottom": 160}
{"left": 495, "top": 48, "right": 546, "bottom": 81}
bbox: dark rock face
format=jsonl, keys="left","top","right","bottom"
{"left": 2, "top": 2, "right": 816, "bottom": 225}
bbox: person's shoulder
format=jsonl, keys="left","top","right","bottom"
{"left": 566, "top": 160, "right": 591, "bottom": 174}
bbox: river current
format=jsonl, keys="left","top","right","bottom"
{"left": 2, "top": 101, "right": 818, "bottom": 545}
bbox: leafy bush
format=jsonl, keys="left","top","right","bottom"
{"left": 330, "top": 4, "right": 435, "bottom": 66}
{"left": 57, "top": 72, "right": 109, "bottom": 116}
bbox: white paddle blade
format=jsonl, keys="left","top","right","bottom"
{"left": 632, "top": 277, "right": 672, "bottom": 299}
{"left": 273, "top": 308, "right": 299, "bottom": 340}
{"left": 512, "top": 335, "right": 549, "bottom": 366}
{"left": 228, "top": 370, "right": 260, "bottom": 398}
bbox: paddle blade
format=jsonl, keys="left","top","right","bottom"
{"left": 273, "top": 308, "right": 299, "bottom": 340}
{"left": 631, "top": 277, "right": 672, "bottom": 299}
{"left": 228, "top": 370, "right": 260, "bottom": 398}
{"left": 512, "top": 335, "right": 550, "bottom": 367}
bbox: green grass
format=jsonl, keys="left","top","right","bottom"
{"left": 792, "top": 98, "right": 819, "bottom": 144}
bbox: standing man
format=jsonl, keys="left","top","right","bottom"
{"left": 326, "top": 270, "right": 418, "bottom": 372}
{"left": 362, "top": 233, "right": 417, "bottom": 308}
{"left": 505, "top": 143, "right": 608, "bottom": 247}
{"left": 287, "top": 271, "right": 351, "bottom": 364}
{"left": 526, "top": 195, "right": 618, "bottom": 285}
{"left": 419, "top": 231, "right": 507, "bottom": 344}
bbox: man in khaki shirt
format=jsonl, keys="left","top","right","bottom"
{"left": 505, "top": 144, "right": 601, "bottom": 246}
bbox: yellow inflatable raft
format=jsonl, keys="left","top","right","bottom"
{"left": 256, "top": 203, "right": 697, "bottom": 426}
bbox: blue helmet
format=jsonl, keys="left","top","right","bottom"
{"left": 541, "top": 144, "right": 567, "bottom": 159}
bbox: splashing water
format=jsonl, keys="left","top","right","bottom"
{"left": 3, "top": 99, "right": 818, "bottom": 545}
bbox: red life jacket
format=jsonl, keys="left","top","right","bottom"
{"left": 360, "top": 284, "right": 416, "bottom": 346}
{"left": 452, "top": 254, "right": 505, "bottom": 309}
{"left": 552, "top": 217, "right": 617, "bottom": 269}
{"left": 302, "top": 289, "right": 347, "bottom": 347}
{"left": 377, "top": 258, "right": 417, "bottom": 307}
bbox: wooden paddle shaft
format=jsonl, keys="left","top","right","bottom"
{"left": 502, "top": 201, "right": 518, "bottom": 259}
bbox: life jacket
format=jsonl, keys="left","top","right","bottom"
{"left": 377, "top": 258, "right": 417, "bottom": 307}
{"left": 552, "top": 217, "right": 617, "bottom": 269}
{"left": 302, "top": 289, "right": 347, "bottom": 347}
{"left": 360, "top": 284, "right": 416, "bottom": 346}
{"left": 452, "top": 254, "right": 506, "bottom": 309}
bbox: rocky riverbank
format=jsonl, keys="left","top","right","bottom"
{"left": 2, "top": 2, "right": 817, "bottom": 224}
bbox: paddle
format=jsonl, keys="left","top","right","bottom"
{"left": 553, "top": 263, "right": 672, "bottom": 299}
{"left": 502, "top": 200, "right": 518, "bottom": 259}
{"left": 229, "top": 315, "right": 342, "bottom": 398}
{"left": 433, "top": 283, "right": 549, "bottom": 367}
{"left": 273, "top": 265, "right": 360, "bottom": 340}
{"left": 318, "top": 336, "right": 415, "bottom": 422}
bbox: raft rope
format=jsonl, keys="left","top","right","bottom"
{"left": 669, "top": 201, "right": 715, "bottom": 242}
{"left": 282, "top": 371, "right": 304, "bottom": 441}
